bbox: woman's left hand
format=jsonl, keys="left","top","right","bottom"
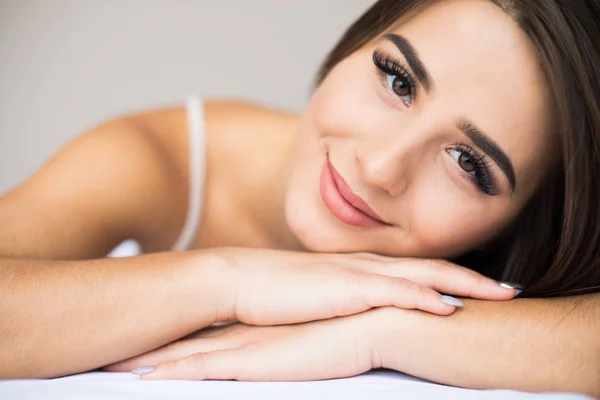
{"left": 104, "top": 311, "right": 385, "bottom": 381}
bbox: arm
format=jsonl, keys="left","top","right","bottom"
{"left": 374, "top": 294, "right": 600, "bottom": 397}
{"left": 0, "top": 110, "right": 229, "bottom": 378}
{"left": 0, "top": 251, "right": 230, "bottom": 379}
{"left": 98, "top": 278, "right": 596, "bottom": 396}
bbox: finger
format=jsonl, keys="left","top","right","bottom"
{"left": 139, "top": 338, "right": 367, "bottom": 381}
{"left": 138, "top": 348, "right": 248, "bottom": 381}
{"left": 357, "top": 273, "right": 458, "bottom": 316}
{"left": 349, "top": 258, "right": 516, "bottom": 300}
{"left": 386, "top": 259, "right": 516, "bottom": 300}
{"left": 103, "top": 337, "right": 240, "bottom": 372}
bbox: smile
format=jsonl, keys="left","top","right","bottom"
{"left": 320, "top": 155, "right": 390, "bottom": 228}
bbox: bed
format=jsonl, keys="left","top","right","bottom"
{"left": 0, "top": 369, "right": 593, "bottom": 400}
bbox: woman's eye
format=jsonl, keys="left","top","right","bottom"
{"left": 386, "top": 73, "right": 413, "bottom": 106}
{"left": 446, "top": 145, "right": 498, "bottom": 195}
{"left": 447, "top": 149, "right": 477, "bottom": 175}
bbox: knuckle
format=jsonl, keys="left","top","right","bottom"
{"left": 417, "top": 258, "right": 443, "bottom": 275}
{"left": 390, "top": 276, "right": 413, "bottom": 291}
{"left": 427, "top": 258, "right": 451, "bottom": 271}
{"left": 390, "top": 277, "right": 422, "bottom": 308}
{"left": 425, "top": 259, "right": 468, "bottom": 277}
{"left": 417, "top": 283, "right": 430, "bottom": 296}
{"left": 187, "top": 352, "right": 209, "bottom": 368}
{"left": 473, "top": 274, "right": 492, "bottom": 287}
{"left": 413, "top": 282, "right": 434, "bottom": 303}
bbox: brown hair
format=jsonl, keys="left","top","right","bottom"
{"left": 316, "top": 0, "right": 600, "bottom": 297}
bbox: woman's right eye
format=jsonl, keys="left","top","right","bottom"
{"left": 373, "top": 50, "right": 416, "bottom": 107}
{"left": 385, "top": 73, "right": 414, "bottom": 106}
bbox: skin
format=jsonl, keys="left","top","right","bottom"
{"left": 285, "top": 0, "right": 556, "bottom": 257}
{"left": 107, "top": 297, "right": 600, "bottom": 396}
{"left": 0, "top": 0, "right": 598, "bottom": 396}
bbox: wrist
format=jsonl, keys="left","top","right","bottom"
{"left": 363, "top": 307, "right": 415, "bottom": 368}
{"left": 184, "top": 247, "right": 239, "bottom": 323}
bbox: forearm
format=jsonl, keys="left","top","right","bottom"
{"left": 0, "top": 250, "right": 233, "bottom": 379}
{"left": 373, "top": 294, "right": 600, "bottom": 397}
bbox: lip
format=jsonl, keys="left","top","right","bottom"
{"left": 320, "top": 156, "right": 389, "bottom": 228}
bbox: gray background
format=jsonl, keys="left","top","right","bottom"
{"left": 0, "top": 0, "right": 374, "bottom": 194}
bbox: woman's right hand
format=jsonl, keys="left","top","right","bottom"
{"left": 211, "top": 247, "right": 517, "bottom": 325}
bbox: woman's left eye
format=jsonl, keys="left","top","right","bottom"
{"left": 446, "top": 145, "right": 498, "bottom": 195}
{"left": 447, "top": 148, "right": 477, "bottom": 176}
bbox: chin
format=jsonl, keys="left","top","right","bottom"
{"left": 286, "top": 206, "right": 397, "bottom": 255}
{"left": 292, "top": 227, "right": 355, "bottom": 254}
{"left": 284, "top": 193, "right": 353, "bottom": 253}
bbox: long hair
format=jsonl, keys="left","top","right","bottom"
{"left": 315, "top": 0, "right": 600, "bottom": 297}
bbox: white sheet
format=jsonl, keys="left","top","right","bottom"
{"left": 0, "top": 370, "right": 592, "bottom": 400}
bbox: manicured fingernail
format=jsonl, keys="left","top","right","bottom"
{"left": 132, "top": 365, "right": 156, "bottom": 375}
{"left": 497, "top": 281, "right": 523, "bottom": 291}
{"left": 440, "top": 295, "right": 464, "bottom": 307}
{"left": 514, "top": 289, "right": 522, "bottom": 296}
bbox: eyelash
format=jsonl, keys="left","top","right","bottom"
{"left": 372, "top": 50, "right": 416, "bottom": 106}
{"left": 449, "top": 143, "right": 498, "bottom": 195}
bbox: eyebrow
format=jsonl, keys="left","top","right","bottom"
{"left": 457, "top": 119, "right": 517, "bottom": 191}
{"left": 384, "top": 33, "right": 432, "bottom": 92}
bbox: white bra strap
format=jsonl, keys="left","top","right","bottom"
{"left": 171, "top": 95, "right": 205, "bottom": 251}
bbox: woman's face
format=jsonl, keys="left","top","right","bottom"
{"left": 285, "top": 0, "right": 556, "bottom": 258}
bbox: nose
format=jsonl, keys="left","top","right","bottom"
{"left": 355, "top": 128, "right": 423, "bottom": 197}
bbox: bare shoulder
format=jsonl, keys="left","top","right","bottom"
{"left": 0, "top": 114, "right": 189, "bottom": 259}
{"left": 205, "top": 99, "right": 299, "bottom": 147}
{"left": 133, "top": 99, "right": 299, "bottom": 170}
{"left": 203, "top": 100, "right": 299, "bottom": 180}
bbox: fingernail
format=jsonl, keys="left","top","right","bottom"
{"left": 497, "top": 281, "right": 523, "bottom": 291}
{"left": 132, "top": 365, "right": 156, "bottom": 375}
{"left": 440, "top": 295, "right": 464, "bottom": 307}
{"left": 514, "top": 289, "right": 522, "bottom": 297}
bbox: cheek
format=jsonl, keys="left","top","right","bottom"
{"left": 406, "top": 171, "right": 513, "bottom": 258}
{"left": 308, "top": 61, "right": 381, "bottom": 141}
{"left": 412, "top": 202, "right": 492, "bottom": 257}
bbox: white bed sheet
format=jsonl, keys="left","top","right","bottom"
{"left": 0, "top": 370, "right": 593, "bottom": 400}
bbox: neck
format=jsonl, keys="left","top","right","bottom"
{"left": 246, "top": 124, "right": 305, "bottom": 252}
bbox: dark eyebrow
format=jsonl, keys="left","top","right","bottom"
{"left": 457, "top": 119, "right": 516, "bottom": 191}
{"left": 384, "top": 33, "right": 432, "bottom": 92}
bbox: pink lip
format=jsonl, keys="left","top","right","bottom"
{"left": 320, "top": 156, "right": 389, "bottom": 228}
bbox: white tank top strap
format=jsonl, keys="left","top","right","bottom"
{"left": 171, "top": 94, "right": 206, "bottom": 251}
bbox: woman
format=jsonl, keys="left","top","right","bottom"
{"left": 0, "top": 0, "right": 599, "bottom": 396}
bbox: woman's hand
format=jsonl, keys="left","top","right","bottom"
{"left": 210, "top": 247, "right": 516, "bottom": 325}
{"left": 104, "top": 312, "right": 384, "bottom": 380}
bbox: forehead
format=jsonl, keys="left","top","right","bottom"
{"left": 385, "top": 0, "right": 556, "bottom": 189}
